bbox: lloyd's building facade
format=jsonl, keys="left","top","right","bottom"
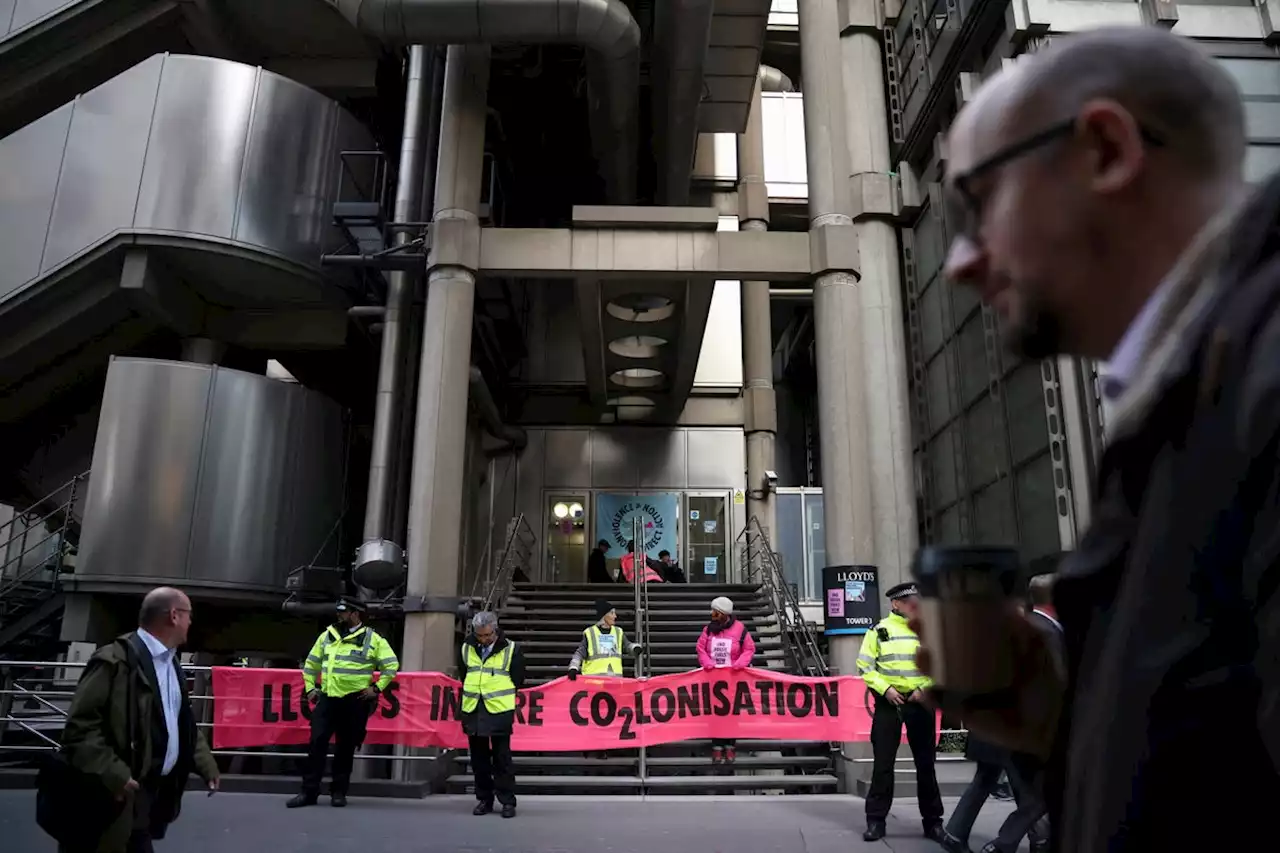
{"left": 1, "top": 0, "right": 1277, "bottom": 681}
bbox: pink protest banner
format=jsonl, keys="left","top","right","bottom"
{"left": 213, "top": 667, "right": 934, "bottom": 751}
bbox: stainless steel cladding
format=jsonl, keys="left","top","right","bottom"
{"left": 76, "top": 358, "right": 347, "bottom": 600}
{"left": 0, "top": 53, "right": 372, "bottom": 304}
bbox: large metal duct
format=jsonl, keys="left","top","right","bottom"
{"left": 758, "top": 64, "right": 794, "bottom": 93}
{"left": 653, "top": 0, "right": 716, "bottom": 204}
{"left": 328, "top": 0, "right": 640, "bottom": 202}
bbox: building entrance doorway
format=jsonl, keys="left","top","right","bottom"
{"left": 685, "top": 493, "right": 729, "bottom": 584}
{"left": 594, "top": 492, "right": 681, "bottom": 581}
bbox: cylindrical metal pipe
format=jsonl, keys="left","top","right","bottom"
{"left": 362, "top": 46, "right": 433, "bottom": 544}
{"left": 390, "top": 289, "right": 424, "bottom": 548}
{"left": 842, "top": 23, "right": 917, "bottom": 583}
{"left": 403, "top": 44, "right": 491, "bottom": 676}
{"left": 800, "top": 0, "right": 874, "bottom": 795}
{"left": 739, "top": 76, "right": 777, "bottom": 544}
{"left": 419, "top": 45, "right": 447, "bottom": 220}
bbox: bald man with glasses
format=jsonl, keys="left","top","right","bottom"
{"left": 917, "top": 26, "right": 1280, "bottom": 853}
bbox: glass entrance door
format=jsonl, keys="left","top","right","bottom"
{"left": 685, "top": 493, "right": 729, "bottom": 584}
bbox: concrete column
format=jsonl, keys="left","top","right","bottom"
{"left": 363, "top": 45, "right": 433, "bottom": 545}
{"left": 840, "top": 10, "right": 917, "bottom": 587}
{"left": 403, "top": 44, "right": 490, "bottom": 675}
{"left": 739, "top": 78, "right": 777, "bottom": 543}
{"left": 800, "top": 0, "right": 873, "bottom": 793}
{"left": 181, "top": 337, "right": 225, "bottom": 365}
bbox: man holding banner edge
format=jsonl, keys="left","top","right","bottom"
{"left": 460, "top": 611, "right": 526, "bottom": 819}
{"left": 568, "top": 599, "right": 644, "bottom": 679}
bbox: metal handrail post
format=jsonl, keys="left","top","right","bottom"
{"left": 630, "top": 516, "right": 648, "bottom": 786}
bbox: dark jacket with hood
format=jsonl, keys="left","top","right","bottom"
{"left": 61, "top": 632, "right": 219, "bottom": 852}
{"left": 1052, "top": 174, "right": 1280, "bottom": 852}
{"left": 458, "top": 631, "right": 526, "bottom": 738}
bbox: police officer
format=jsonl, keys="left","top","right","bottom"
{"left": 287, "top": 598, "right": 399, "bottom": 809}
{"left": 461, "top": 611, "right": 526, "bottom": 818}
{"left": 858, "top": 582, "right": 946, "bottom": 843}
{"left": 567, "top": 599, "right": 643, "bottom": 678}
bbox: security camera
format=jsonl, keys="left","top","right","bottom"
{"left": 764, "top": 470, "right": 779, "bottom": 494}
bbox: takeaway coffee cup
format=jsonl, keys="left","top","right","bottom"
{"left": 912, "top": 545, "right": 1022, "bottom": 698}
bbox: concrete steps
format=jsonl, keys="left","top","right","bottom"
{"left": 448, "top": 582, "right": 835, "bottom": 796}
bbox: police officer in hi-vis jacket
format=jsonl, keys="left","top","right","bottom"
{"left": 288, "top": 598, "right": 398, "bottom": 809}
{"left": 857, "top": 582, "right": 946, "bottom": 843}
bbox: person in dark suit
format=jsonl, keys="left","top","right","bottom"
{"left": 59, "top": 587, "right": 219, "bottom": 853}
{"left": 586, "top": 539, "right": 615, "bottom": 584}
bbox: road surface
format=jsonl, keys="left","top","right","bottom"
{"left": 1, "top": 791, "right": 1036, "bottom": 852}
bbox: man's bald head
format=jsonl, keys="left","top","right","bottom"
{"left": 1007, "top": 27, "right": 1245, "bottom": 185}
{"left": 138, "top": 586, "right": 193, "bottom": 646}
{"left": 944, "top": 27, "right": 1248, "bottom": 362}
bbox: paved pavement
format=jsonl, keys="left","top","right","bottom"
{"left": 1, "top": 791, "right": 1034, "bottom": 853}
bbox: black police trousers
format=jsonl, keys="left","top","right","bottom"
{"left": 301, "top": 692, "right": 372, "bottom": 796}
{"left": 864, "top": 691, "right": 944, "bottom": 823}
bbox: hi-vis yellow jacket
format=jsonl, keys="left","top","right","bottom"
{"left": 856, "top": 612, "right": 932, "bottom": 696}
{"left": 302, "top": 623, "right": 399, "bottom": 698}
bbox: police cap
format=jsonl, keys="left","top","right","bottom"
{"left": 335, "top": 597, "right": 367, "bottom": 613}
{"left": 885, "top": 582, "right": 919, "bottom": 601}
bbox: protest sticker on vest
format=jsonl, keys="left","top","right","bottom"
{"left": 598, "top": 633, "right": 617, "bottom": 657}
{"left": 710, "top": 637, "right": 733, "bottom": 668}
{"left": 211, "top": 667, "right": 915, "bottom": 750}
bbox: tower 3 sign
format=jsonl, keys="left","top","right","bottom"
{"left": 595, "top": 493, "right": 679, "bottom": 559}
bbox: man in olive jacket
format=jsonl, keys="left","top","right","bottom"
{"left": 60, "top": 587, "right": 219, "bottom": 852}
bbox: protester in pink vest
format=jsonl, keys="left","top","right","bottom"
{"left": 696, "top": 596, "right": 755, "bottom": 765}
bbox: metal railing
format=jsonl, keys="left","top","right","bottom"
{"left": 0, "top": 473, "right": 89, "bottom": 649}
{"left": 628, "top": 516, "right": 650, "bottom": 781}
{"left": 737, "top": 517, "right": 827, "bottom": 677}
{"left": 0, "top": 658, "right": 971, "bottom": 768}
{"left": 480, "top": 514, "right": 536, "bottom": 615}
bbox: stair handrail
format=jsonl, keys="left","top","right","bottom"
{"left": 629, "top": 515, "right": 650, "bottom": 786}
{"left": 0, "top": 472, "right": 88, "bottom": 603}
{"left": 630, "top": 516, "right": 651, "bottom": 676}
{"left": 737, "top": 516, "right": 828, "bottom": 677}
{"left": 481, "top": 513, "right": 536, "bottom": 615}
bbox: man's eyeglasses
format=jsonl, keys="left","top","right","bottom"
{"left": 944, "top": 117, "right": 1165, "bottom": 240}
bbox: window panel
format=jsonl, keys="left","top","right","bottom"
{"left": 973, "top": 478, "right": 1016, "bottom": 546}
{"left": 957, "top": 317, "right": 989, "bottom": 406}
{"left": 1219, "top": 58, "right": 1280, "bottom": 98}
{"left": 965, "top": 392, "right": 1008, "bottom": 490}
{"left": 925, "top": 353, "right": 955, "bottom": 433}
{"left": 1244, "top": 101, "right": 1280, "bottom": 142}
{"left": 919, "top": 277, "right": 947, "bottom": 360}
{"left": 927, "top": 426, "right": 960, "bottom": 508}
{"left": 1005, "top": 363, "right": 1051, "bottom": 465}
{"left": 936, "top": 502, "right": 966, "bottom": 545}
{"left": 775, "top": 492, "right": 806, "bottom": 591}
{"left": 1246, "top": 145, "right": 1280, "bottom": 184}
{"left": 1015, "top": 452, "right": 1062, "bottom": 560}
{"left": 913, "top": 203, "right": 947, "bottom": 280}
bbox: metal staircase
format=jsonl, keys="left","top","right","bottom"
{"left": 447, "top": 516, "right": 839, "bottom": 795}
{"left": 0, "top": 472, "right": 87, "bottom": 658}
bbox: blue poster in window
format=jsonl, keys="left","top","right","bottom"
{"left": 703, "top": 556, "right": 719, "bottom": 575}
{"left": 595, "top": 493, "right": 679, "bottom": 559}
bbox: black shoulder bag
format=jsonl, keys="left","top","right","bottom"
{"left": 36, "top": 645, "right": 138, "bottom": 846}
